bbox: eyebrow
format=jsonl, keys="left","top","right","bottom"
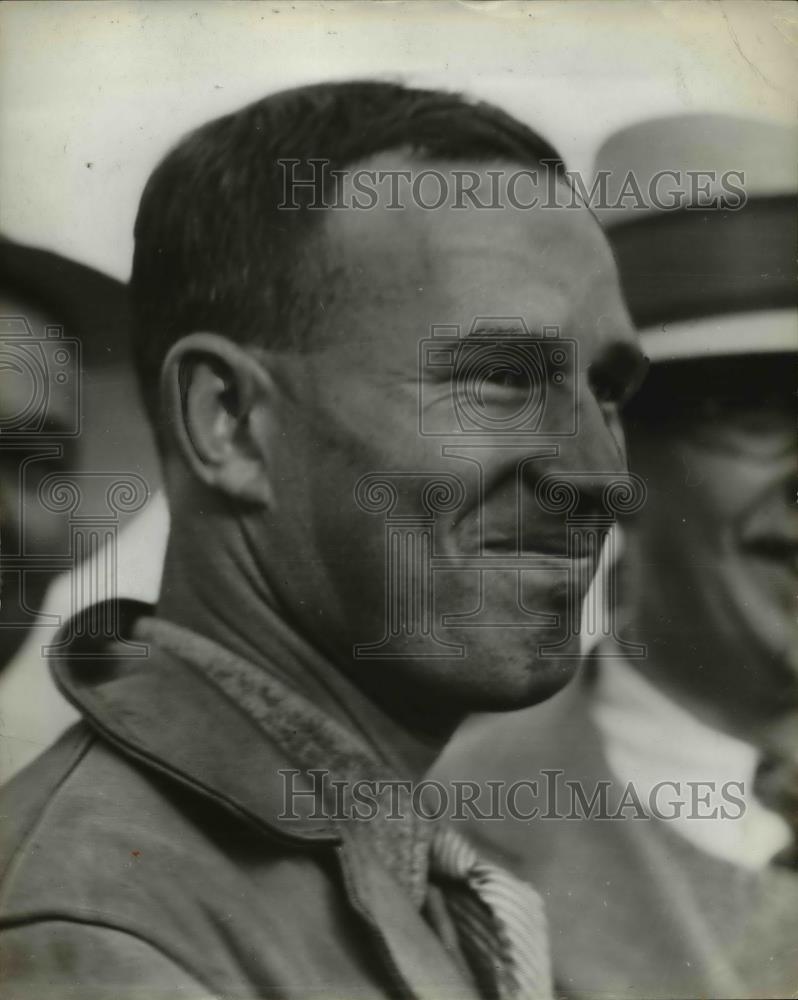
{"left": 460, "top": 324, "right": 554, "bottom": 340}
{"left": 588, "top": 341, "right": 650, "bottom": 404}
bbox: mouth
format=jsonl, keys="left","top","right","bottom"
{"left": 481, "top": 530, "right": 607, "bottom": 559}
{"left": 453, "top": 494, "right": 612, "bottom": 560}
{"left": 741, "top": 537, "right": 798, "bottom": 573}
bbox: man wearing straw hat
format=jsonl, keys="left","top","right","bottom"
{"left": 435, "top": 114, "right": 798, "bottom": 998}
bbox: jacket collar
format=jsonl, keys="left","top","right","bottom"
{"left": 50, "top": 600, "right": 478, "bottom": 999}
{"left": 50, "top": 600, "right": 338, "bottom": 846}
{"left": 135, "top": 614, "right": 432, "bottom": 904}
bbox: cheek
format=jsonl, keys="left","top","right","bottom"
{"left": 315, "top": 380, "right": 434, "bottom": 480}
{"left": 679, "top": 447, "right": 765, "bottom": 523}
{"left": 276, "top": 407, "right": 391, "bottom": 570}
{"left": 633, "top": 466, "right": 718, "bottom": 559}
{"left": 636, "top": 451, "right": 766, "bottom": 567}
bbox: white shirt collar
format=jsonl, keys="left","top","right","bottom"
{"left": 591, "top": 653, "right": 792, "bottom": 870}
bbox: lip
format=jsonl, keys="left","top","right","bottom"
{"left": 741, "top": 537, "right": 798, "bottom": 571}
{"left": 481, "top": 535, "right": 602, "bottom": 558}
{"left": 454, "top": 510, "right": 610, "bottom": 558}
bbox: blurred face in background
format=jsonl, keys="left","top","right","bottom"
{"left": 0, "top": 293, "right": 77, "bottom": 666}
{"left": 620, "top": 353, "right": 797, "bottom": 743}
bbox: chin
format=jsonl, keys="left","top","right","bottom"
{"left": 429, "top": 568, "right": 588, "bottom": 710}
{"left": 726, "top": 564, "right": 796, "bottom": 672}
{"left": 444, "top": 627, "right": 582, "bottom": 713}
{"left": 348, "top": 567, "right": 590, "bottom": 720}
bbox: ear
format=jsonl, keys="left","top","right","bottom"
{"left": 160, "top": 332, "right": 277, "bottom": 507}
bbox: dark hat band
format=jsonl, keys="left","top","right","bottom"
{"left": 609, "top": 196, "right": 797, "bottom": 330}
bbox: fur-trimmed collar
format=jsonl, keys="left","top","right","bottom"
{"left": 135, "top": 615, "right": 432, "bottom": 905}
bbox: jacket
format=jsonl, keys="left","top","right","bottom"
{"left": 432, "top": 664, "right": 798, "bottom": 999}
{"left": 0, "top": 602, "right": 480, "bottom": 1000}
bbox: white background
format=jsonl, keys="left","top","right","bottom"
{"left": 1, "top": 0, "right": 796, "bottom": 281}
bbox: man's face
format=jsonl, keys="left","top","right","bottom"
{"left": 625, "top": 363, "right": 797, "bottom": 735}
{"left": 0, "top": 296, "right": 77, "bottom": 666}
{"left": 253, "top": 158, "right": 641, "bottom": 726}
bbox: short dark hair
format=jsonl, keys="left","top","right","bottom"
{"left": 130, "top": 79, "right": 564, "bottom": 423}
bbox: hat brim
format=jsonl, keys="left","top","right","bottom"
{"left": 641, "top": 308, "right": 797, "bottom": 363}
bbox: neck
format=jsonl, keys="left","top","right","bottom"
{"left": 157, "top": 499, "right": 448, "bottom": 776}
{"left": 612, "top": 544, "right": 772, "bottom": 747}
{"left": 612, "top": 606, "right": 780, "bottom": 751}
{"left": 158, "top": 516, "right": 284, "bottom": 676}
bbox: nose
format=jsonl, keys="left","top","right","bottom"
{"left": 510, "top": 387, "right": 632, "bottom": 531}
{"left": 742, "top": 467, "right": 798, "bottom": 544}
{"left": 548, "top": 382, "right": 628, "bottom": 478}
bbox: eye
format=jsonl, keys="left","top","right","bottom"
{"left": 455, "top": 342, "right": 539, "bottom": 394}
{"left": 694, "top": 399, "right": 793, "bottom": 436}
{"left": 482, "top": 362, "right": 528, "bottom": 390}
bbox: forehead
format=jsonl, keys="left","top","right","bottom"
{"left": 315, "top": 155, "right": 627, "bottom": 358}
